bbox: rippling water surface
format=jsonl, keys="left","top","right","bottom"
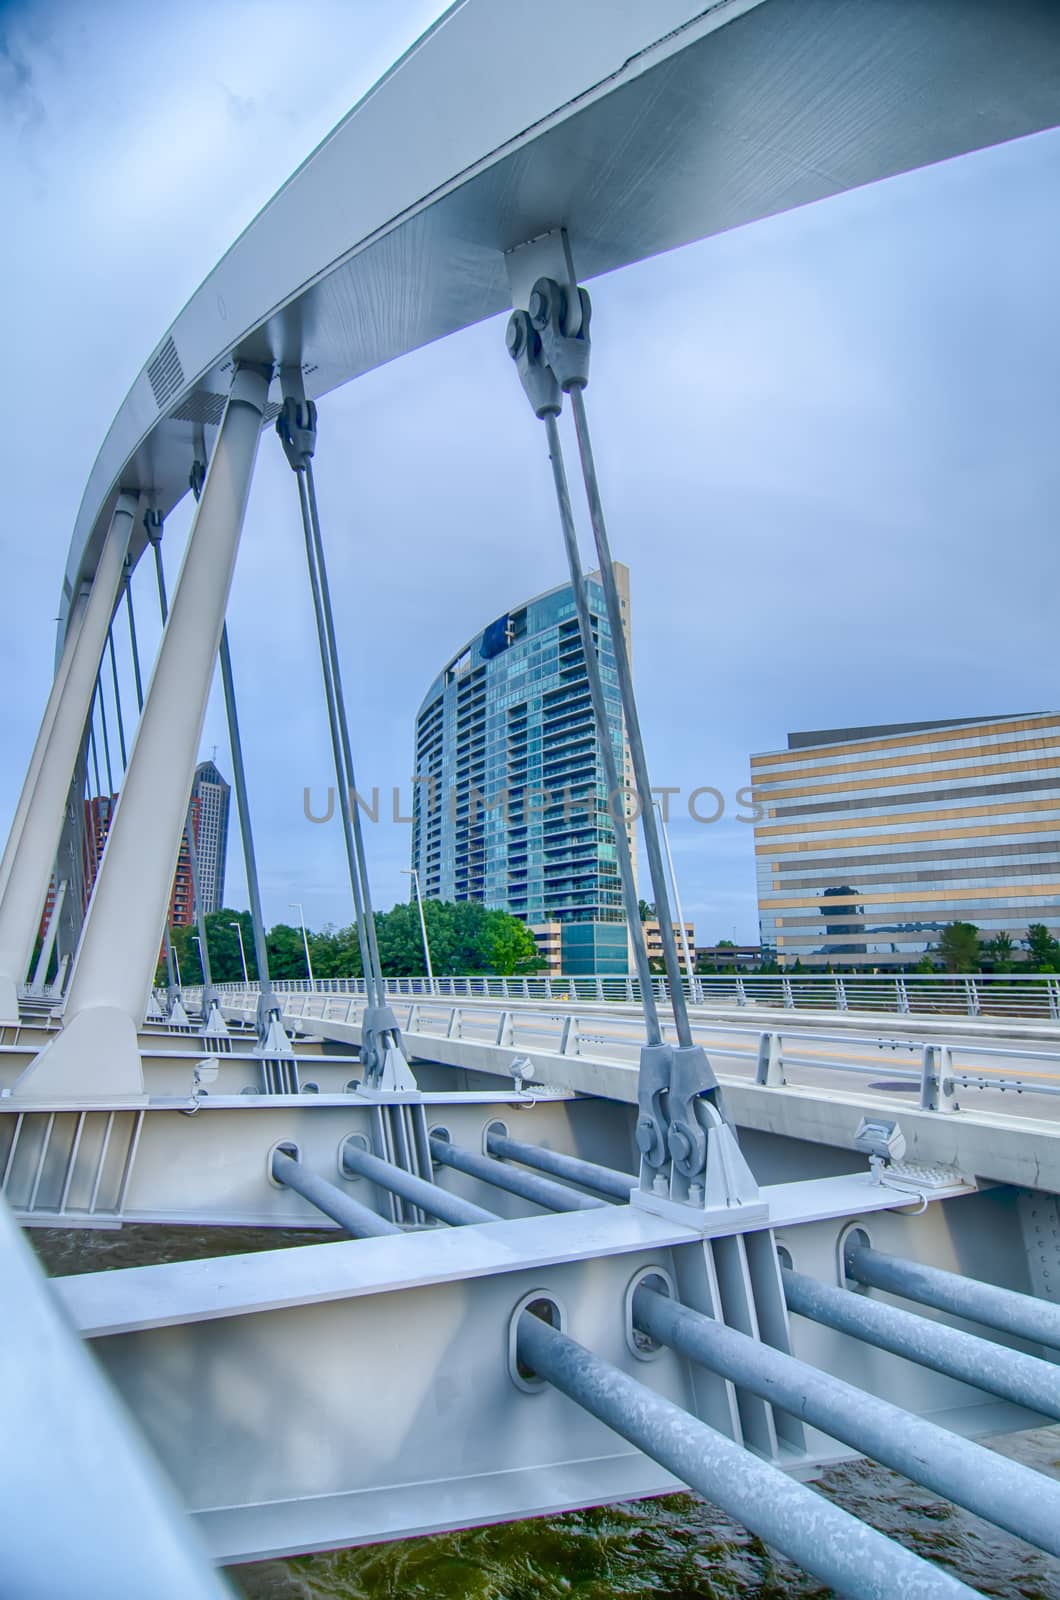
{"left": 34, "top": 1225, "right": 1060, "bottom": 1600}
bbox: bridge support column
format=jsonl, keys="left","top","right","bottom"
{"left": 0, "top": 493, "right": 137, "bottom": 1024}
{"left": 15, "top": 366, "right": 269, "bottom": 1098}
{"left": 0, "top": 589, "right": 87, "bottom": 906}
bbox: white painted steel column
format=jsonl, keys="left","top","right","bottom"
{"left": 0, "top": 589, "right": 88, "bottom": 904}
{"left": 0, "top": 495, "right": 136, "bottom": 1023}
{"left": 17, "top": 367, "right": 269, "bottom": 1098}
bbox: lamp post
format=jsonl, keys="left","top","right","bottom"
{"left": 401, "top": 867, "right": 434, "bottom": 992}
{"left": 173, "top": 945, "right": 182, "bottom": 990}
{"left": 653, "top": 799, "right": 696, "bottom": 998}
{"left": 229, "top": 920, "right": 249, "bottom": 985}
{"left": 192, "top": 934, "right": 206, "bottom": 987}
{"left": 289, "top": 900, "right": 315, "bottom": 989}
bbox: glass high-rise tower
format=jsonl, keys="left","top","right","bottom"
{"left": 412, "top": 566, "right": 636, "bottom": 975}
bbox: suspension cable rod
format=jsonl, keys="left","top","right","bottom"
{"left": 82, "top": 771, "right": 99, "bottom": 882}
{"left": 96, "top": 671, "right": 115, "bottom": 797}
{"left": 541, "top": 410, "right": 660, "bottom": 1042}
{"left": 87, "top": 698, "right": 103, "bottom": 800}
{"left": 567, "top": 385, "right": 690, "bottom": 1047}
{"left": 107, "top": 626, "right": 127, "bottom": 770}
{"left": 218, "top": 623, "right": 276, "bottom": 1021}
{"left": 293, "top": 467, "right": 375, "bottom": 1005}
{"left": 125, "top": 543, "right": 176, "bottom": 1002}
{"left": 304, "top": 458, "right": 387, "bottom": 996}
{"left": 124, "top": 560, "right": 144, "bottom": 713}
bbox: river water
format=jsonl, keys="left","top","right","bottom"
{"left": 34, "top": 1225, "right": 1060, "bottom": 1600}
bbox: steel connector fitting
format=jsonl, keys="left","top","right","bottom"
{"left": 276, "top": 394, "right": 318, "bottom": 472}
{"left": 528, "top": 276, "right": 592, "bottom": 391}
{"left": 506, "top": 310, "right": 561, "bottom": 418}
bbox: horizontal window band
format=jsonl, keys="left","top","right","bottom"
{"left": 762, "top": 881, "right": 1060, "bottom": 911}
{"left": 750, "top": 731, "right": 1060, "bottom": 788}
{"left": 756, "top": 798, "right": 1060, "bottom": 844}
{"left": 760, "top": 837, "right": 1060, "bottom": 874}
{"left": 771, "top": 858, "right": 1060, "bottom": 891}
{"left": 768, "top": 774, "right": 1060, "bottom": 821}
{"left": 758, "top": 750, "right": 1060, "bottom": 802}
{"left": 750, "top": 715, "right": 1056, "bottom": 770}
{"left": 771, "top": 905, "right": 1060, "bottom": 929}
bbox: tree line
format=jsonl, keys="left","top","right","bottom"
{"left": 934, "top": 921, "right": 1060, "bottom": 974}
{"left": 160, "top": 897, "right": 543, "bottom": 987}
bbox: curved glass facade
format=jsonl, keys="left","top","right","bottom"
{"left": 412, "top": 566, "right": 635, "bottom": 974}
{"left": 752, "top": 714, "right": 1060, "bottom": 967}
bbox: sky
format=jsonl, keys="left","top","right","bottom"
{"left": 2, "top": 0, "right": 1059, "bottom": 946}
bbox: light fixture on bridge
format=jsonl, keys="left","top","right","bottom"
{"left": 854, "top": 1116, "right": 907, "bottom": 1182}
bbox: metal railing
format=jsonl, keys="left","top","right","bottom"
{"left": 216, "top": 970, "right": 1060, "bottom": 1021}
{"left": 216, "top": 984, "right": 1060, "bottom": 1115}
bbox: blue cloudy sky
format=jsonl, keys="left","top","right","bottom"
{"left": 2, "top": 1, "right": 1058, "bottom": 945}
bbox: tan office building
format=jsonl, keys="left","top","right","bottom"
{"left": 751, "top": 714, "right": 1060, "bottom": 968}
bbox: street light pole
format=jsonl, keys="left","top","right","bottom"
{"left": 401, "top": 867, "right": 434, "bottom": 992}
{"left": 192, "top": 934, "right": 207, "bottom": 993}
{"left": 229, "top": 921, "right": 249, "bottom": 985}
{"left": 290, "top": 901, "right": 315, "bottom": 989}
{"left": 653, "top": 799, "right": 696, "bottom": 997}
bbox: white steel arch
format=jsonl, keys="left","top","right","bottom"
{"left": 57, "top": 0, "right": 1060, "bottom": 641}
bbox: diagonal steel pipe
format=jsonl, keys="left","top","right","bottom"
{"left": 429, "top": 1133, "right": 607, "bottom": 1212}
{"left": 783, "top": 1266, "right": 1060, "bottom": 1420}
{"left": 516, "top": 1307, "right": 980, "bottom": 1600}
{"left": 633, "top": 1282, "right": 1060, "bottom": 1558}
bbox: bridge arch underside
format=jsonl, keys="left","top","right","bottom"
{"left": 59, "top": 0, "right": 1060, "bottom": 632}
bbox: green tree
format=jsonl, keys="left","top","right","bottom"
{"left": 938, "top": 921, "right": 980, "bottom": 973}
{"left": 267, "top": 922, "right": 312, "bottom": 980}
{"left": 486, "top": 910, "right": 541, "bottom": 975}
{"left": 982, "top": 930, "right": 1015, "bottom": 972}
{"left": 638, "top": 899, "right": 656, "bottom": 922}
{"left": 1024, "top": 923, "right": 1060, "bottom": 971}
{"left": 310, "top": 922, "right": 364, "bottom": 980}
{"left": 375, "top": 900, "right": 432, "bottom": 976}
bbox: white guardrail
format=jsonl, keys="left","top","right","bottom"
{"left": 220, "top": 971, "right": 1060, "bottom": 1020}
{"left": 212, "top": 982, "right": 1060, "bottom": 1115}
